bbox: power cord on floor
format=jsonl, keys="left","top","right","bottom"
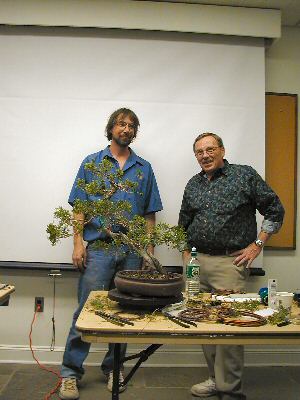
{"left": 29, "top": 304, "right": 62, "bottom": 399}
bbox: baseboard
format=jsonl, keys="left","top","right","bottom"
{"left": 1, "top": 344, "right": 300, "bottom": 366}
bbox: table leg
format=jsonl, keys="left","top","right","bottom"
{"left": 112, "top": 343, "right": 121, "bottom": 400}
{"left": 123, "top": 344, "right": 162, "bottom": 385}
{"left": 0, "top": 295, "right": 10, "bottom": 306}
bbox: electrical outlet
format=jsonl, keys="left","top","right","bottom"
{"left": 35, "top": 297, "right": 44, "bottom": 312}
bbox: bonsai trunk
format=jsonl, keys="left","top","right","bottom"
{"left": 108, "top": 231, "right": 165, "bottom": 274}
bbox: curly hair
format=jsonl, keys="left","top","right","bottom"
{"left": 105, "top": 108, "right": 140, "bottom": 141}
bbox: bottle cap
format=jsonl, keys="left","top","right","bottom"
{"left": 191, "top": 247, "right": 197, "bottom": 256}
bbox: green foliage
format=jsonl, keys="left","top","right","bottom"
{"left": 47, "top": 159, "right": 187, "bottom": 270}
{"left": 124, "top": 217, "right": 186, "bottom": 252}
{"left": 230, "top": 300, "right": 261, "bottom": 312}
{"left": 267, "top": 305, "right": 290, "bottom": 325}
{"left": 47, "top": 207, "right": 76, "bottom": 245}
{"left": 90, "top": 296, "right": 106, "bottom": 310}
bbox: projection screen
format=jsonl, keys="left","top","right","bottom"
{"left": 0, "top": 27, "right": 265, "bottom": 267}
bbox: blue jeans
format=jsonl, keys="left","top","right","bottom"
{"left": 61, "top": 246, "right": 141, "bottom": 379}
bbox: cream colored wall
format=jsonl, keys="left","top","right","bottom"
{"left": 263, "top": 26, "right": 300, "bottom": 292}
{"left": 0, "top": 0, "right": 280, "bottom": 38}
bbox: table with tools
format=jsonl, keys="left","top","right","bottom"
{"left": 0, "top": 285, "right": 15, "bottom": 306}
{"left": 76, "top": 291, "right": 300, "bottom": 400}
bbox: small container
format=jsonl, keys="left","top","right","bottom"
{"left": 259, "top": 287, "right": 268, "bottom": 305}
{"left": 275, "top": 292, "right": 294, "bottom": 316}
{"left": 268, "top": 279, "right": 277, "bottom": 309}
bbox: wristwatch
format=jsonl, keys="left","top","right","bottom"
{"left": 254, "top": 239, "right": 264, "bottom": 248}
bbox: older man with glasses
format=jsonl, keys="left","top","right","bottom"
{"left": 178, "top": 132, "right": 284, "bottom": 400}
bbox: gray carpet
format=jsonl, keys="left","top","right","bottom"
{"left": 0, "top": 364, "right": 299, "bottom": 400}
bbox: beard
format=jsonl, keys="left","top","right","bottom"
{"left": 113, "top": 135, "right": 133, "bottom": 147}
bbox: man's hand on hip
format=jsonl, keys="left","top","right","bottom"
{"left": 72, "top": 242, "right": 86, "bottom": 272}
{"left": 231, "top": 243, "right": 262, "bottom": 268}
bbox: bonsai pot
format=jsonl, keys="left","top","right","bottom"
{"left": 114, "top": 270, "right": 184, "bottom": 298}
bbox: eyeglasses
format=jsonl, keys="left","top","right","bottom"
{"left": 115, "top": 121, "right": 135, "bottom": 130}
{"left": 195, "top": 146, "right": 220, "bottom": 157}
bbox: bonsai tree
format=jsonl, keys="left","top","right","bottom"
{"left": 47, "top": 159, "right": 186, "bottom": 274}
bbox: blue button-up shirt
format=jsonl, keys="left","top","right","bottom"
{"left": 69, "top": 146, "right": 163, "bottom": 242}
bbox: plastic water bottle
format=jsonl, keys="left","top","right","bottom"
{"left": 268, "top": 278, "right": 278, "bottom": 309}
{"left": 185, "top": 247, "right": 200, "bottom": 298}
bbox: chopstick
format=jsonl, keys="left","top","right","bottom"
{"left": 95, "top": 310, "right": 135, "bottom": 326}
{"left": 163, "top": 312, "right": 197, "bottom": 328}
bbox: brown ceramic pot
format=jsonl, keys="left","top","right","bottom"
{"left": 114, "top": 270, "right": 184, "bottom": 298}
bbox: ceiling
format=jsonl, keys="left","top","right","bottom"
{"left": 139, "top": 0, "right": 300, "bottom": 27}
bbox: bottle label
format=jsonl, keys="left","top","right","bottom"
{"left": 186, "top": 264, "right": 200, "bottom": 279}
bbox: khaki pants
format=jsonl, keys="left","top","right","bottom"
{"left": 200, "top": 254, "right": 249, "bottom": 400}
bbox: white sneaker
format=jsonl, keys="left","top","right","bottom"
{"left": 191, "top": 377, "right": 217, "bottom": 397}
{"left": 107, "top": 371, "right": 127, "bottom": 393}
{"left": 59, "top": 377, "right": 79, "bottom": 400}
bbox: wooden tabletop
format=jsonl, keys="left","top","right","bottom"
{"left": 0, "top": 285, "right": 15, "bottom": 306}
{"left": 76, "top": 291, "right": 300, "bottom": 345}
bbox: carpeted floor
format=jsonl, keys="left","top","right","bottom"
{"left": 0, "top": 364, "right": 299, "bottom": 400}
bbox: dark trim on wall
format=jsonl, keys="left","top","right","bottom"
{"left": 0, "top": 261, "right": 75, "bottom": 271}
{"left": 0, "top": 262, "right": 263, "bottom": 276}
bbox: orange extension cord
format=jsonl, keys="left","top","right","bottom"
{"left": 29, "top": 304, "right": 62, "bottom": 400}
